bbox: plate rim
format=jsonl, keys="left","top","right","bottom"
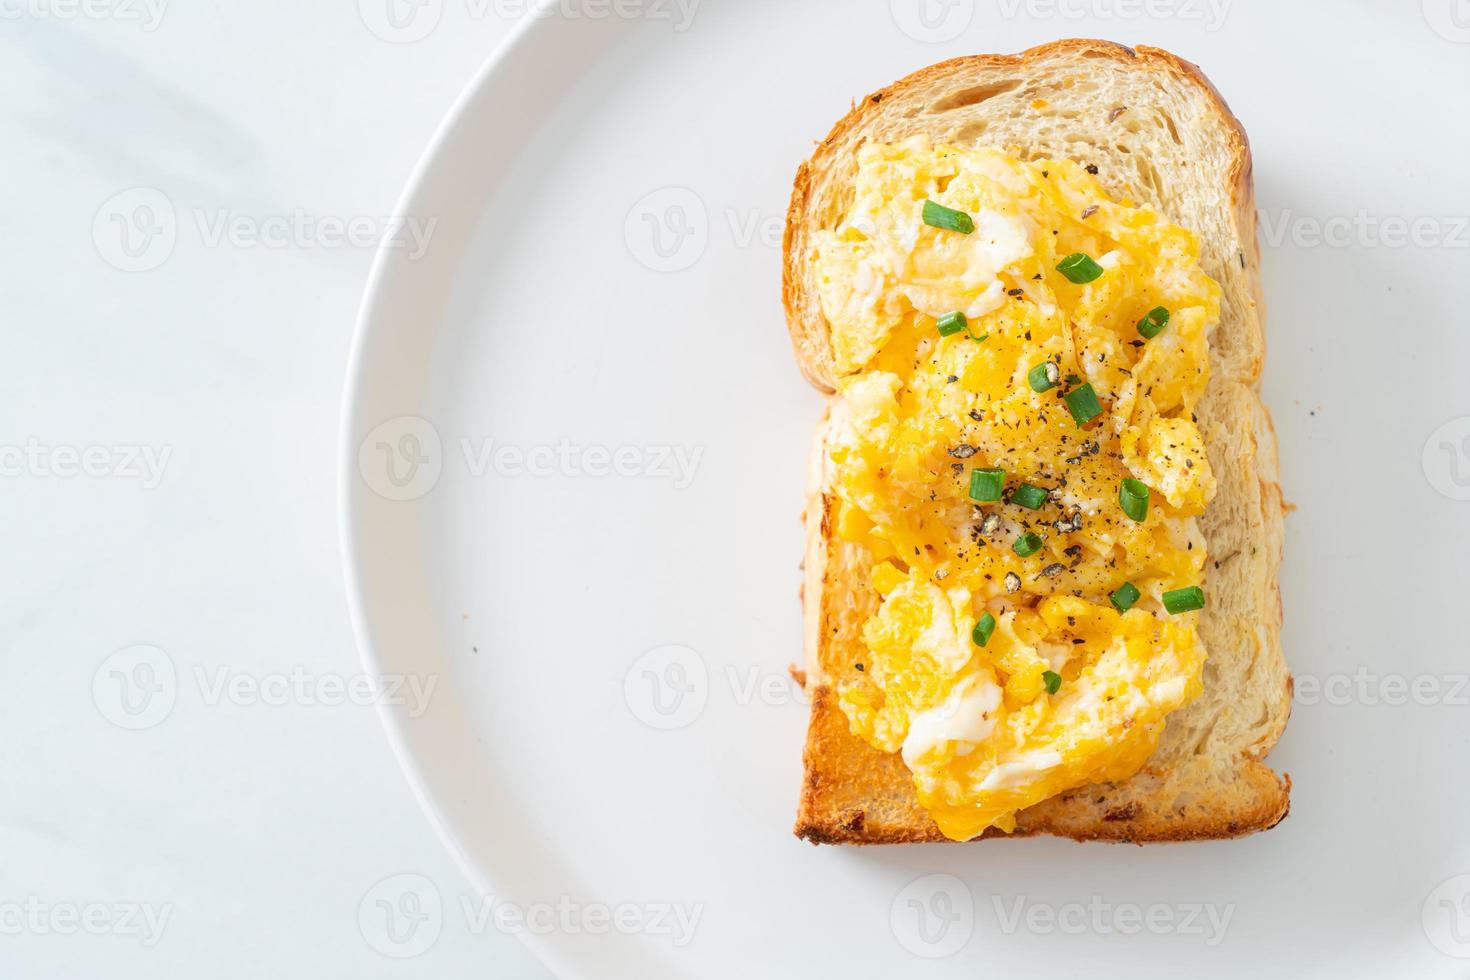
{"left": 336, "top": 6, "right": 586, "bottom": 976}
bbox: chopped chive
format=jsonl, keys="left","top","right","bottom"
{"left": 1063, "top": 383, "right": 1103, "bottom": 427}
{"left": 938, "top": 310, "right": 989, "bottom": 342}
{"left": 968, "top": 467, "right": 1005, "bottom": 502}
{"left": 1163, "top": 586, "right": 1205, "bottom": 614}
{"left": 972, "top": 612, "right": 996, "bottom": 647}
{"left": 936, "top": 311, "right": 967, "bottom": 337}
{"left": 1109, "top": 582, "right": 1141, "bottom": 613}
{"left": 1042, "top": 670, "right": 1062, "bottom": 695}
{"left": 1119, "top": 478, "right": 1150, "bottom": 522}
{"left": 1136, "top": 306, "right": 1170, "bottom": 339}
{"left": 1012, "top": 532, "right": 1043, "bottom": 557}
{"left": 922, "top": 200, "right": 975, "bottom": 234}
{"left": 1056, "top": 252, "right": 1104, "bottom": 283}
{"left": 1027, "top": 361, "right": 1060, "bottom": 392}
{"left": 1009, "top": 483, "right": 1049, "bottom": 510}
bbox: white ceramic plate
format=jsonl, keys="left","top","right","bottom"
{"left": 340, "top": 2, "right": 1470, "bottom": 976}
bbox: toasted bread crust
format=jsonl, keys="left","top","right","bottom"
{"left": 785, "top": 40, "right": 1290, "bottom": 845}
{"left": 795, "top": 686, "right": 1290, "bottom": 845}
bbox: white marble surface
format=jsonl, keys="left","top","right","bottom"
{"left": 1, "top": 4, "right": 552, "bottom": 977}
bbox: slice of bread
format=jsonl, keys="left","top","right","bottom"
{"left": 785, "top": 39, "right": 1291, "bottom": 844}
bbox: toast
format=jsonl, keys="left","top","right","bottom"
{"left": 785, "top": 40, "right": 1290, "bottom": 844}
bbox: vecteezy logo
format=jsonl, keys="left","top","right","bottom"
{"left": 889, "top": 0, "right": 975, "bottom": 42}
{"left": 92, "top": 188, "right": 177, "bottom": 272}
{"left": 1423, "top": 416, "right": 1470, "bottom": 501}
{"left": 1423, "top": 0, "right": 1470, "bottom": 42}
{"left": 623, "top": 188, "right": 708, "bottom": 272}
{"left": 623, "top": 644, "right": 709, "bottom": 729}
{"left": 358, "top": 0, "right": 443, "bottom": 42}
{"left": 1423, "top": 874, "right": 1470, "bottom": 957}
{"left": 890, "top": 873, "right": 974, "bottom": 958}
{"left": 357, "top": 416, "right": 443, "bottom": 502}
{"left": 92, "top": 645, "right": 178, "bottom": 730}
{"left": 358, "top": 873, "right": 442, "bottom": 958}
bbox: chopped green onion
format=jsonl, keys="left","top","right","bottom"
{"left": 1163, "top": 586, "right": 1205, "bottom": 614}
{"left": 1028, "top": 362, "right": 1060, "bottom": 392}
{"left": 1110, "top": 582, "right": 1141, "bottom": 613}
{"left": 922, "top": 200, "right": 975, "bottom": 234}
{"left": 1009, "top": 483, "right": 1049, "bottom": 510}
{"left": 1042, "top": 670, "right": 1062, "bottom": 695}
{"left": 1063, "top": 383, "right": 1103, "bottom": 427}
{"left": 1136, "top": 306, "right": 1170, "bottom": 339}
{"left": 968, "top": 467, "right": 1005, "bottom": 502}
{"left": 937, "top": 310, "right": 990, "bottom": 342}
{"left": 936, "top": 311, "right": 968, "bottom": 337}
{"left": 972, "top": 612, "right": 996, "bottom": 647}
{"left": 1119, "top": 478, "right": 1150, "bottom": 522}
{"left": 1012, "top": 532, "right": 1043, "bottom": 557}
{"left": 1056, "top": 252, "right": 1104, "bottom": 283}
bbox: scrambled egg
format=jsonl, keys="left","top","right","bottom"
{"left": 813, "top": 138, "right": 1219, "bottom": 841}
